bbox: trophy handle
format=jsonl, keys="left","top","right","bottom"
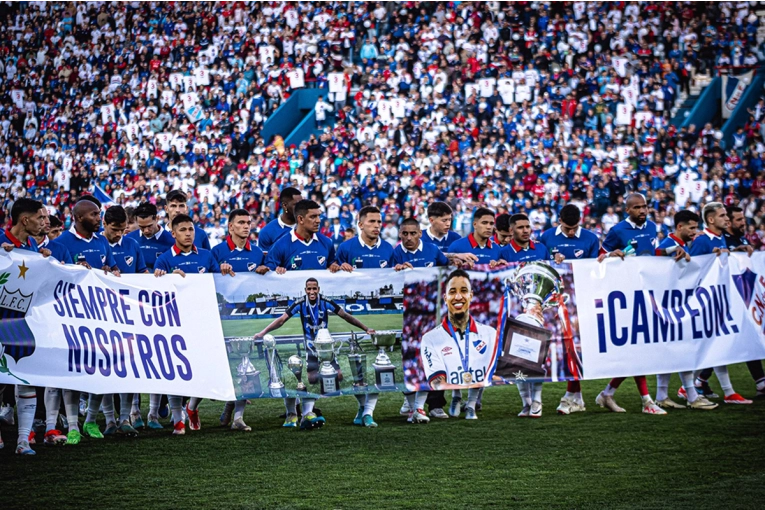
{"left": 542, "top": 292, "right": 569, "bottom": 310}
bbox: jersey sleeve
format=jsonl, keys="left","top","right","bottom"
{"left": 420, "top": 331, "right": 447, "bottom": 387}
{"left": 327, "top": 240, "right": 337, "bottom": 265}
{"left": 587, "top": 235, "right": 601, "bottom": 259}
{"left": 105, "top": 243, "right": 117, "bottom": 268}
{"left": 264, "top": 240, "right": 284, "bottom": 270}
{"left": 435, "top": 248, "right": 449, "bottom": 266}
{"left": 286, "top": 301, "right": 301, "bottom": 317}
{"left": 601, "top": 226, "right": 620, "bottom": 253}
{"left": 391, "top": 247, "right": 404, "bottom": 265}
{"left": 199, "top": 228, "right": 211, "bottom": 250}
{"left": 689, "top": 237, "right": 708, "bottom": 256}
{"left": 208, "top": 252, "right": 221, "bottom": 273}
{"left": 135, "top": 245, "right": 148, "bottom": 273}
{"left": 326, "top": 298, "right": 342, "bottom": 315}
{"left": 335, "top": 242, "right": 349, "bottom": 264}
{"left": 155, "top": 253, "right": 171, "bottom": 272}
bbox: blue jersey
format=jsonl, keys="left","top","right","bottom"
{"left": 42, "top": 238, "right": 72, "bottom": 263}
{"left": 211, "top": 236, "right": 265, "bottom": 272}
{"left": 286, "top": 295, "right": 342, "bottom": 351}
{"left": 155, "top": 245, "right": 220, "bottom": 274}
{"left": 447, "top": 234, "right": 503, "bottom": 265}
{"left": 110, "top": 236, "right": 147, "bottom": 274}
{"left": 689, "top": 229, "right": 727, "bottom": 256}
{"left": 258, "top": 217, "right": 294, "bottom": 253}
{"left": 539, "top": 226, "right": 600, "bottom": 259}
{"left": 126, "top": 228, "right": 175, "bottom": 269}
{"left": 422, "top": 229, "right": 461, "bottom": 251}
{"left": 602, "top": 219, "right": 658, "bottom": 257}
{"left": 336, "top": 236, "right": 394, "bottom": 269}
{"left": 499, "top": 239, "right": 551, "bottom": 263}
{"left": 265, "top": 231, "right": 335, "bottom": 271}
{"left": 0, "top": 228, "right": 38, "bottom": 253}
{"left": 193, "top": 225, "right": 211, "bottom": 250}
{"left": 55, "top": 228, "right": 117, "bottom": 268}
{"left": 391, "top": 241, "right": 449, "bottom": 267}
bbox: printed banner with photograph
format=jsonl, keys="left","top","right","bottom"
{"left": 403, "top": 262, "right": 582, "bottom": 391}
{"left": 215, "top": 270, "right": 406, "bottom": 399}
{"left": 0, "top": 251, "right": 235, "bottom": 400}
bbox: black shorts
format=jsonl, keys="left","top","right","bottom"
{"left": 306, "top": 353, "right": 344, "bottom": 385}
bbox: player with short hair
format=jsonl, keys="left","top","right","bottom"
{"left": 447, "top": 208, "right": 503, "bottom": 266}
{"left": 254, "top": 278, "right": 377, "bottom": 429}
{"left": 336, "top": 206, "right": 394, "bottom": 270}
{"left": 392, "top": 218, "right": 449, "bottom": 270}
{"left": 47, "top": 214, "right": 64, "bottom": 239}
{"left": 126, "top": 202, "right": 176, "bottom": 270}
{"left": 687, "top": 203, "right": 751, "bottom": 405}
{"left": 54, "top": 200, "right": 119, "bottom": 275}
{"left": 265, "top": 199, "right": 337, "bottom": 273}
{"left": 165, "top": 189, "right": 211, "bottom": 250}
{"left": 422, "top": 201, "right": 462, "bottom": 249}
{"left": 213, "top": 209, "right": 268, "bottom": 432}
{"left": 594, "top": 194, "right": 666, "bottom": 415}
{"left": 32, "top": 207, "right": 71, "bottom": 263}
{"left": 540, "top": 205, "right": 599, "bottom": 415}
{"left": 155, "top": 214, "right": 234, "bottom": 435}
{"left": 652, "top": 210, "right": 718, "bottom": 411}
{"left": 420, "top": 269, "right": 498, "bottom": 420}
{"left": 258, "top": 187, "right": 303, "bottom": 253}
{"left": 494, "top": 213, "right": 513, "bottom": 246}
{"left": 0, "top": 198, "right": 47, "bottom": 454}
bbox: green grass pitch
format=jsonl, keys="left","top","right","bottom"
{"left": 221, "top": 314, "right": 402, "bottom": 337}
{"left": 1, "top": 364, "right": 763, "bottom": 509}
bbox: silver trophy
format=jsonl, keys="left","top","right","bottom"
{"left": 314, "top": 329, "right": 341, "bottom": 394}
{"left": 347, "top": 331, "right": 368, "bottom": 389}
{"left": 372, "top": 330, "right": 397, "bottom": 390}
{"left": 288, "top": 355, "right": 306, "bottom": 391}
{"left": 263, "top": 334, "right": 286, "bottom": 397}
{"left": 234, "top": 339, "right": 259, "bottom": 377}
{"left": 508, "top": 261, "right": 564, "bottom": 327}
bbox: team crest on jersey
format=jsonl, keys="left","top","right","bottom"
{"left": 426, "top": 262, "right": 434, "bottom": 267}
{"left": 291, "top": 255, "right": 303, "bottom": 269}
{"left": 198, "top": 267, "right": 206, "bottom": 273}
{"left": 574, "top": 250, "right": 583, "bottom": 258}
{"left": 379, "top": 260, "right": 388, "bottom": 268}
{"left": 441, "top": 346, "right": 453, "bottom": 355}
{"left": 318, "top": 256, "right": 326, "bottom": 266}
{"left": 473, "top": 339, "right": 487, "bottom": 354}
{"left": 157, "top": 251, "right": 163, "bottom": 260}
{"left": 124, "top": 256, "right": 134, "bottom": 266}
{"left": 100, "top": 254, "right": 107, "bottom": 265}
{"left": 247, "top": 262, "right": 257, "bottom": 272}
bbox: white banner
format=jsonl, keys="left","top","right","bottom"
{"left": 0, "top": 251, "right": 235, "bottom": 400}
{"left": 722, "top": 71, "right": 753, "bottom": 119}
{"left": 573, "top": 253, "right": 765, "bottom": 380}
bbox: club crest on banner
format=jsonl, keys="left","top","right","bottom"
{"left": 0, "top": 269, "right": 35, "bottom": 383}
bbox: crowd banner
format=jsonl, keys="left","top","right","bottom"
{"left": 0, "top": 251, "right": 235, "bottom": 400}
{"left": 403, "top": 254, "right": 765, "bottom": 391}
{"left": 721, "top": 70, "right": 753, "bottom": 119}
{"left": 215, "top": 270, "right": 405, "bottom": 399}
{"left": 573, "top": 253, "right": 765, "bottom": 380}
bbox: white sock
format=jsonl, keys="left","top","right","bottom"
{"left": 603, "top": 383, "right": 616, "bottom": 397}
{"left": 63, "top": 390, "right": 80, "bottom": 432}
{"left": 354, "top": 394, "right": 366, "bottom": 410}
{"left": 132, "top": 393, "right": 141, "bottom": 414}
{"left": 44, "top": 387, "right": 61, "bottom": 432}
{"left": 451, "top": 389, "right": 462, "bottom": 401}
{"left": 364, "top": 393, "right": 378, "bottom": 416}
{"left": 188, "top": 397, "right": 203, "bottom": 411}
{"left": 301, "top": 398, "right": 315, "bottom": 415}
{"left": 102, "top": 394, "right": 115, "bottom": 425}
{"left": 656, "top": 374, "right": 671, "bottom": 402}
{"left": 517, "top": 382, "right": 530, "bottom": 406}
{"left": 284, "top": 397, "right": 297, "bottom": 415}
{"left": 476, "top": 387, "right": 484, "bottom": 404}
{"left": 119, "top": 394, "right": 132, "bottom": 423}
{"left": 414, "top": 391, "right": 428, "bottom": 410}
{"left": 405, "top": 393, "right": 416, "bottom": 409}
{"left": 531, "top": 382, "right": 543, "bottom": 403}
{"left": 85, "top": 394, "right": 104, "bottom": 424}
{"left": 233, "top": 400, "right": 246, "bottom": 421}
{"left": 15, "top": 385, "right": 36, "bottom": 446}
{"left": 573, "top": 391, "right": 583, "bottom": 402}
{"left": 713, "top": 366, "right": 735, "bottom": 396}
{"left": 564, "top": 391, "right": 575, "bottom": 400}
{"left": 680, "top": 371, "right": 699, "bottom": 402}
{"left": 168, "top": 395, "right": 183, "bottom": 424}
{"left": 641, "top": 394, "right": 653, "bottom": 404}
{"left": 148, "top": 393, "right": 161, "bottom": 419}
{"left": 467, "top": 388, "right": 480, "bottom": 408}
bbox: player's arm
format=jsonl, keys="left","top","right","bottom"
{"left": 253, "top": 312, "right": 290, "bottom": 339}
{"left": 336, "top": 308, "right": 375, "bottom": 335}
{"left": 264, "top": 244, "right": 286, "bottom": 274}
{"left": 420, "top": 334, "right": 447, "bottom": 390}
{"left": 732, "top": 244, "right": 754, "bottom": 256}
{"left": 597, "top": 229, "right": 625, "bottom": 261}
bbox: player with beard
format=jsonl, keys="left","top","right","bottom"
{"left": 0, "top": 198, "right": 50, "bottom": 454}
{"left": 594, "top": 194, "right": 666, "bottom": 415}
{"left": 653, "top": 210, "right": 718, "bottom": 410}
{"left": 420, "top": 270, "right": 498, "bottom": 420}
{"left": 258, "top": 187, "right": 302, "bottom": 253}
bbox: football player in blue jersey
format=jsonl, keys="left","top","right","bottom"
{"left": 154, "top": 214, "right": 234, "bottom": 435}
{"left": 0, "top": 198, "right": 48, "bottom": 454}
{"left": 687, "top": 203, "right": 752, "bottom": 405}
{"left": 539, "top": 205, "right": 599, "bottom": 415}
{"left": 447, "top": 208, "right": 504, "bottom": 266}
{"left": 422, "top": 201, "right": 462, "bottom": 250}
{"left": 258, "top": 187, "right": 302, "bottom": 254}
{"left": 652, "top": 210, "right": 718, "bottom": 411}
{"left": 392, "top": 218, "right": 449, "bottom": 270}
{"left": 265, "top": 199, "right": 337, "bottom": 273}
{"left": 598, "top": 193, "right": 658, "bottom": 261}
{"left": 254, "top": 278, "right": 377, "bottom": 429}
{"left": 493, "top": 213, "right": 513, "bottom": 247}
{"left": 31, "top": 206, "right": 71, "bottom": 263}
{"left": 126, "top": 202, "right": 175, "bottom": 271}
{"left": 165, "top": 190, "right": 211, "bottom": 250}
{"left": 336, "top": 205, "right": 394, "bottom": 271}
{"left": 54, "top": 200, "right": 120, "bottom": 275}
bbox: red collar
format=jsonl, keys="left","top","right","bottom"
{"left": 509, "top": 238, "right": 535, "bottom": 252}
{"left": 172, "top": 244, "right": 198, "bottom": 256}
{"left": 226, "top": 235, "right": 251, "bottom": 251}
{"left": 668, "top": 233, "right": 685, "bottom": 246}
{"left": 4, "top": 228, "right": 24, "bottom": 248}
{"left": 468, "top": 233, "right": 493, "bottom": 249}
{"left": 294, "top": 229, "right": 312, "bottom": 243}
{"left": 493, "top": 234, "right": 502, "bottom": 246}
{"left": 704, "top": 228, "right": 722, "bottom": 239}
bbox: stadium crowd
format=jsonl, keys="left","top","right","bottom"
{"left": 2, "top": 1, "right": 765, "bottom": 455}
